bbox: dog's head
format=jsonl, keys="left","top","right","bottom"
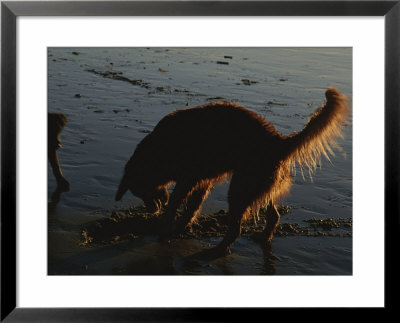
{"left": 115, "top": 167, "right": 169, "bottom": 213}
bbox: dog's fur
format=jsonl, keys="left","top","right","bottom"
{"left": 48, "top": 113, "right": 69, "bottom": 201}
{"left": 116, "top": 88, "right": 350, "bottom": 256}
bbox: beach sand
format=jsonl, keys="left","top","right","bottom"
{"left": 48, "top": 47, "right": 352, "bottom": 275}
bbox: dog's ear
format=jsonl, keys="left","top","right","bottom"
{"left": 115, "top": 176, "right": 129, "bottom": 201}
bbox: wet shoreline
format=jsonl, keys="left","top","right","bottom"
{"left": 48, "top": 47, "right": 352, "bottom": 275}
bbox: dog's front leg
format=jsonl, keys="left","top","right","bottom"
{"left": 177, "top": 181, "right": 213, "bottom": 231}
{"left": 160, "top": 180, "right": 194, "bottom": 234}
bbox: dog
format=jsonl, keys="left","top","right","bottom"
{"left": 48, "top": 113, "right": 70, "bottom": 203}
{"left": 116, "top": 88, "right": 350, "bottom": 257}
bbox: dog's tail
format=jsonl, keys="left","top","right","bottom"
{"left": 284, "top": 88, "right": 350, "bottom": 179}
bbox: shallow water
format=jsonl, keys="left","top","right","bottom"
{"left": 48, "top": 47, "right": 352, "bottom": 275}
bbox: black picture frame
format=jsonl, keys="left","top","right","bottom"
{"left": 1, "top": 1, "right": 398, "bottom": 321}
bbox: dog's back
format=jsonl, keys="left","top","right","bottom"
{"left": 132, "top": 102, "right": 284, "bottom": 180}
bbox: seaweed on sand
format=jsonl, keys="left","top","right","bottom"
{"left": 79, "top": 205, "right": 351, "bottom": 247}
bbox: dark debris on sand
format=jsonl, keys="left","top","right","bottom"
{"left": 86, "top": 68, "right": 151, "bottom": 89}
{"left": 79, "top": 205, "right": 352, "bottom": 247}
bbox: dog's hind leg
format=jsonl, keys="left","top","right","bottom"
{"left": 251, "top": 202, "right": 280, "bottom": 244}
{"left": 264, "top": 202, "right": 280, "bottom": 241}
{"left": 205, "top": 170, "right": 272, "bottom": 257}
